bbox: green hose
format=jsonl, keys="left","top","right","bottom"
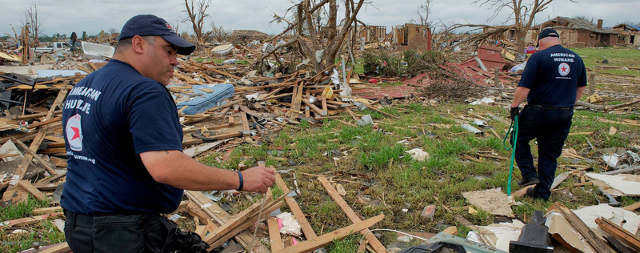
{"left": 503, "top": 116, "right": 519, "bottom": 196}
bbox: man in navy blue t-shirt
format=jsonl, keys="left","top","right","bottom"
{"left": 510, "top": 28, "right": 587, "bottom": 200}
{"left": 61, "top": 15, "right": 275, "bottom": 252}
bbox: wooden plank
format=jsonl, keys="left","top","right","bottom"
{"left": 3, "top": 89, "right": 68, "bottom": 202}
{"left": 241, "top": 112, "right": 250, "bottom": 134}
{"left": 302, "top": 98, "right": 326, "bottom": 116}
{"left": 17, "top": 180, "right": 47, "bottom": 201}
{"left": 596, "top": 217, "right": 640, "bottom": 251}
{"left": 268, "top": 217, "right": 284, "bottom": 252}
{"left": 0, "top": 212, "right": 63, "bottom": 228}
{"left": 276, "top": 214, "right": 385, "bottom": 253}
{"left": 275, "top": 174, "right": 317, "bottom": 239}
{"left": 12, "top": 138, "right": 56, "bottom": 175}
{"left": 321, "top": 97, "right": 328, "bottom": 115}
{"left": 205, "top": 194, "right": 274, "bottom": 244}
{"left": 32, "top": 206, "right": 63, "bottom": 215}
{"left": 39, "top": 242, "right": 70, "bottom": 253}
{"left": 318, "top": 176, "right": 387, "bottom": 253}
{"left": 624, "top": 202, "right": 640, "bottom": 211}
{"left": 209, "top": 200, "right": 285, "bottom": 249}
{"left": 185, "top": 191, "right": 270, "bottom": 253}
{"left": 27, "top": 116, "right": 62, "bottom": 129}
{"left": 548, "top": 203, "right": 616, "bottom": 253}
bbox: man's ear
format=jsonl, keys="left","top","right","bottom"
{"left": 130, "top": 35, "right": 146, "bottom": 54}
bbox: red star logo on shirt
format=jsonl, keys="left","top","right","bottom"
{"left": 71, "top": 127, "right": 80, "bottom": 140}
{"left": 561, "top": 66, "right": 567, "bottom": 72}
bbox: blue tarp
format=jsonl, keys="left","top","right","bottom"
{"left": 177, "top": 83, "right": 234, "bottom": 115}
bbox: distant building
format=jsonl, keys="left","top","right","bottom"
{"left": 392, "top": 24, "right": 432, "bottom": 51}
{"left": 612, "top": 24, "right": 640, "bottom": 47}
{"left": 229, "top": 30, "right": 269, "bottom": 44}
{"left": 535, "top": 17, "right": 627, "bottom": 48}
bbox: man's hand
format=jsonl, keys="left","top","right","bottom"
{"left": 239, "top": 166, "right": 276, "bottom": 193}
{"left": 510, "top": 107, "right": 520, "bottom": 120}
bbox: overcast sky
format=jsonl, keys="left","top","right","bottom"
{"left": 0, "top": 0, "right": 637, "bottom": 37}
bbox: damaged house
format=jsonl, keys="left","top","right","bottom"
{"left": 612, "top": 23, "right": 640, "bottom": 47}
{"left": 536, "top": 17, "right": 626, "bottom": 48}
{"left": 392, "top": 23, "right": 432, "bottom": 51}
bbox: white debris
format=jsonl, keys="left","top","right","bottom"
{"left": 276, "top": 212, "right": 302, "bottom": 236}
{"left": 586, "top": 173, "right": 640, "bottom": 196}
{"left": 477, "top": 220, "right": 525, "bottom": 251}
{"left": 357, "top": 115, "right": 373, "bottom": 126}
{"left": 406, "top": 148, "right": 429, "bottom": 161}
{"left": 602, "top": 153, "right": 620, "bottom": 168}
{"left": 470, "top": 97, "right": 495, "bottom": 105}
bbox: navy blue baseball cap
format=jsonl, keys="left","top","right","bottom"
{"left": 536, "top": 27, "right": 559, "bottom": 47}
{"left": 119, "top": 14, "right": 195, "bottom": 55}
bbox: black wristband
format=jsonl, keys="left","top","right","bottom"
{"left": 237, "top": 171, "right": 243, "bottom": 191}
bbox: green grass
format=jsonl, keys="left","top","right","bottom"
{"left": 0, "top": 197, "right": 50, "bottom": 221}
{"left": 571, "top": 47, "right": 640, "bottom": 77}
{"left": 0, "top": 198, "right": 63, "bottom": 253}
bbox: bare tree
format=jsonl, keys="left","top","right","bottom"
{"left": 476, "top": 0, "right": 574, "bottom": 53}
{"left": 263, "top": 0, "right": 366, "bottom": 73}
{"left": 184, "top": 0, "right": 211, "bottom": 45}
{"left": 416, "top": 0, "right": 433, "bottom": 27}
{"left": 25, "top": 2, "right": 41, "bottom": 46}
{"left": 208, "top": 22, "right": 228, "bottom": 42}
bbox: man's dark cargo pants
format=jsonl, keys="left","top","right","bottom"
{"left": 515, "top": 105, "right": 573, "bottom": 200}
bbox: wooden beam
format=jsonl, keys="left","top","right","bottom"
{"left": 12, "top": 138, "right": 56, "bottom": 175}
{"left": 548, "top": 203, "right": 616, "bottom": 253}
{"left": 32, "top": 206, "right": 63, "bottom": 215}
{"left": 17, "top": 180, "right": 47, "bottom": 201}
{"left": 0, "top": 212, "right": 63, "bottom": 228}
{"left": 318, "top": 176, "right": 387, "bottom": 253}
{"left": 204, "top": 193, "right": 278, "bottom": 245}
{"left": 208, "top": 199, "right": 285, "bottom": 249}
{"left": 276, "top": 214, "right": 384, "bottom": 253}
{"left": 302, "top": 98, "right": 326, "bottom": 116}
{"left": 185, "top": 191, "right": 269, "bottom": 253}
{"left": 268, "top": 217, "right": 284, "bottom": 252}
{"left": 3, "top": 88, "right": 68, "bottom": 202}
{"left": 596, "top": 217, "right": 640, "bottom": 252}
{"left": 275, "top": 174, "right": 317, "bottom": 239}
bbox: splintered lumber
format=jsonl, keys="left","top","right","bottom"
{"left": 548, "top": 203, "right": 616, "bottom": 253}
{"left": 204, "top": 192, "right": 280, "bottom": 244}
{"left": 0, "top": 212, "right": 63, "bottom": 228}
{"left": 268, "top": 217, "right": 284, "bottom": 252}
{"left": 32, "top": 206, "right": 63, "bottom": 215}
{"left": 12, "top": 138, "right": 56, "bottom": 175}
{"left": 596, "top": 217, "right": 640, "bottom": 251}
{"left": 318, "top": 176, "right": 387, "bottom": 253}
{"left": 208, "top": 196, "right": 285, "bottom": 249}
{"left": 185, "top": 191, "right": 269, "bottom": 253}
{"left": 39, "top": 242, "right": 70, "bottom": 253}
{"left": 17, "top": 180, "right": 47, "bottom": 201}
{"left": 3, "top": 88, "right": 68, "bottom": 202}
{"left": 275, "top": 174, "right": 317, "bottom": 239}
{"left": 302, "top": 97, "right": 326, "bottom": 116}
{"left": 276, "top": 214, "right": 385, "bottom": 253}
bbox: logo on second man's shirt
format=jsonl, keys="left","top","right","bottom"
{"left": 558, "top": 63, "right": 571, "bottom": 77}
{"left": 66, "top": 114, "right": 83, "bottom": 151}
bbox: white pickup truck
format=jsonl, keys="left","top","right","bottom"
{"left": 34, "top": 42, "right": 70, "bottom": 54}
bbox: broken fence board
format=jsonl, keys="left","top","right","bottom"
{"left": 276, "top": 214, "right": 384, "bottom": 253}
{"left": 596, "top": 217, "right": 640, "bottom": 252}
{"left": 0, "top": 212, "right": 64, "bottom": 228}
{"left": 275, "top": 173, "right": 318, "bottom": 239}
{"left": 268, "top": 217, "right": 284, "bottom": 252}
{"left": 548, "top": 203, "right": 616, "bottom": 253}
{"left": 185, "top": 191, "right": 269, "bottom": 253}
{"left": 318, "top": 176, "right": 387, "bottom": 253}
{"left": 17, "top": 180, "right": 47, "bottom": 201}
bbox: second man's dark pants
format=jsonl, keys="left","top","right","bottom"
{"left": 515, "top": 105, "right": 573, "bottom": 200}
